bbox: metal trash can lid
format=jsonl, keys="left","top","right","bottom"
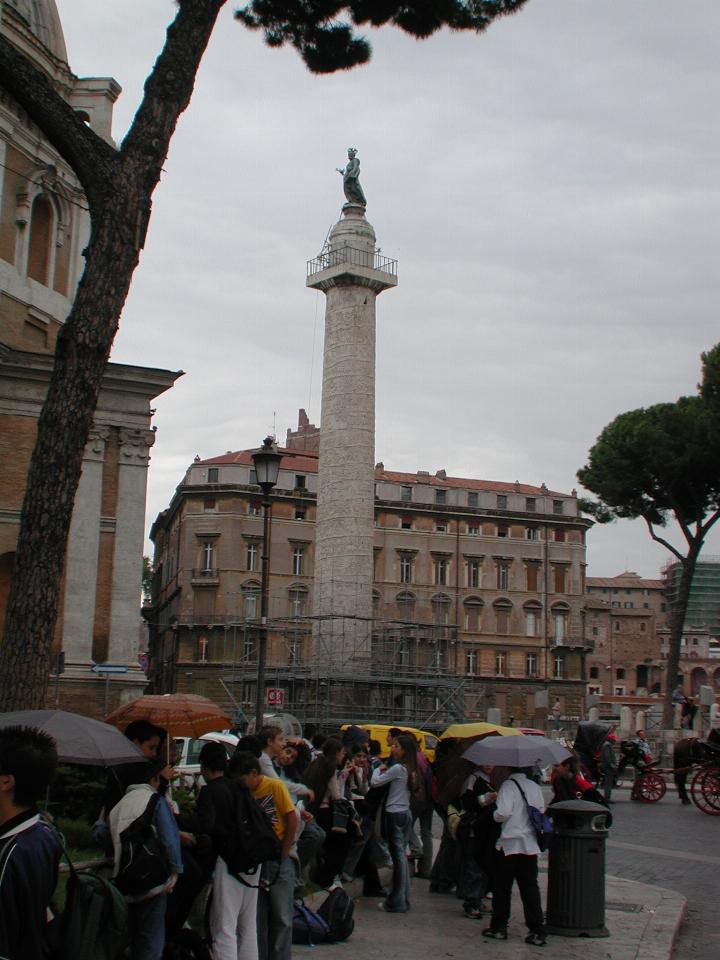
{"left": 548, "top": 799, "right": 610, "bottom": 833}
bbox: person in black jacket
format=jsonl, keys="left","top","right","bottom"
{"left": 0, "top": 725, "right": 61, "bottom": 960}
{"left": 448, "top": 764, "right": 500, "bottom": 920}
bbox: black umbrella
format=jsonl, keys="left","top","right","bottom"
{"left": 0, "top": 709, "right": 145, "bottom": 765}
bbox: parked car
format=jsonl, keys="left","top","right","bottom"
{"left": 173, "top": 731, "right": 238, "bottom": 787}
{"left": 340, "top": 723, "right": 438, "bottom": 762}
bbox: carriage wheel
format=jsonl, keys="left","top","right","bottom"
{"left": 691, "top": 769, "right": 720, "bottom": 816}
{"left": 635, "top": 772, "right": 666, "bottom": 803}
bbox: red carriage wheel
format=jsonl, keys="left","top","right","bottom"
{"left": 635, "top": 772, "right": 666, "bottom": 803}
{"left": 691, "top": 769, "right": 720, "bottom": 815}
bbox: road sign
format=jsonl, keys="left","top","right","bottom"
{"left": 91, "top": 663, "right": 129, "bottom": 675}
{"left": 266, "top": 687, "right": 284, "bottom": 707}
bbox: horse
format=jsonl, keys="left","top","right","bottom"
{"left": 673, "top": 727, "right": 720, "bottom": 804}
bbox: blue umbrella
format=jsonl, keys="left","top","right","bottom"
{"left": 462, "top": 734, "right": 571, "bottom": 768}
{"left": 0, "top": 709, "right": 145, "bottom": 765}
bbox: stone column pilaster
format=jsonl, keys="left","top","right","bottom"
{"left": 107, "top": 427, "right": 155, "bottom": 665}
{"left": 61, "top": 427, "right": 108, "bottom": 666}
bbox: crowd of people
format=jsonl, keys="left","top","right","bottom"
{"left": 1, "top": 719, "right": 621, "bottom": 959}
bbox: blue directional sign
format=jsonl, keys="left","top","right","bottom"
{"left": 90, "top": 663, "right": 129, "bottom": 675}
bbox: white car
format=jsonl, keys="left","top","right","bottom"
{"left": 173, "top": 731, "right": 238, "bottom": 788}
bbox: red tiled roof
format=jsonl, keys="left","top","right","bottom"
{"left": 198, "top": 449, "right": 572, "bottom": 498}
{"left": 587, "top": 573, "right": 664, "bottom": 590}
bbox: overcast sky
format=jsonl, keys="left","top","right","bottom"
{"left": 57, "top": 0, "right": 719, "bottom": 577}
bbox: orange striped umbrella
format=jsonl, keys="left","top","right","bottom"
{"left": 105, "top": 693, "right": 231, "bottom": 739}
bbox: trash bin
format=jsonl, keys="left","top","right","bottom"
{"left": 545, "top": 799, "right": 610, "bottom": 937}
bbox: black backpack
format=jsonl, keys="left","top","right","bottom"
{"left": 114, "top": 793, "right": 170, "bottom": 896}
{"left": 223, "top": 781, "right": 281, "bottom": 880}
{"left": 317, "top": 887, "right": 355, "bottom": 942}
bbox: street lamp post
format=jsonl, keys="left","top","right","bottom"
{"left": 251, "top": 436, "right": 282, "bottom": 731}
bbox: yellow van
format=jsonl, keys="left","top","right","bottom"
{"left": 341, "top": 723, "right": 438, "bottom": 763}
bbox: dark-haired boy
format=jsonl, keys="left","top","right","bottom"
{"left": 230, "top": 752, "right": 297, "bottom": 960}
{"left": 0, "top": 725, "right": 61, "bottom": 960}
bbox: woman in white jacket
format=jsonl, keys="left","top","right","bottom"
{"left": 482, "top": 767, "right": 546, "bottom": 946}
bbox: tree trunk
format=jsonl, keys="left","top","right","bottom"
{"left": 0, "top": 0, "right": 226, "bottom": 711}
{"left": 662, "top": 548, "right": 699, "bottom": 728}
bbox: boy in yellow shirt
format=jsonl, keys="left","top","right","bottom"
{"left": 230, "top": 753, "right": 297, "bottom": 960}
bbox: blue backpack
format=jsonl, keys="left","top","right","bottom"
{"left": 292, "top": 901, "right": 330, "bottom": 945}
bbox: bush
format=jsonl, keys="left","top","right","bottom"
{"left": 49, "top": 764, "right": 106, "bottom": 822}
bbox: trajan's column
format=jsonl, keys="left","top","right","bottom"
{"left": 306, "top": 149, "right": 397, "bottom": 660}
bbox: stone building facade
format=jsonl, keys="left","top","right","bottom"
{"left": 585, "top": 571, "right": 720, "bottom": 702}
{"left": 148, "top": 417, "right": 592, "bottom": 729}
{"left": 0, "top": 0, "right": 179, "bottom": 715}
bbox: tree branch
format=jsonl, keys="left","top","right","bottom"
{"left": 700, "top": 507, "right": 720, "bottom": 538}
{"left": 643, "top": 515, "right": 684, "bottom": 562}
{"left": 0, "top": 34, "right": 117, "bottom": 204}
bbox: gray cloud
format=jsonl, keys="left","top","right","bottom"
{"left": 58, "top": 0, "right": 720, "bottom": 576}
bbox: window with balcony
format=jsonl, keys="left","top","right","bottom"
{"left": 526, "top": 652, "right": 538, "bottom": 677}
{"left": 294, "top": 508, "right": 306, "bottom": 520}
{"left": 553, "top": 654, "right": 565, "bottom": 679}
{"left": 435, "top": 489, "right": 447, "bottom": 505}
{"left": 552, "top": 607, "right": 568, "bottom": 642}
{"left": 249, "top": 469, "right": 258, "bottom": 485}
{"left": 401, "top": 485, "right": 412, "bottom": 502}
{"left": 288, "top": 635, "right": 303, "bottom": 665}
{"left": 554, "top": 528, "right": 566, "bottom": 542}
{"left": 436, "top": 521, "right": 449, "bottom": 533}
{"left": 295, "top": 474, "right": 306, "bottom": 489}
{"left": 207, "top": 467, "right": 219, "bottom": 483}
{"left": 495, "top": 651, "right": 507, "bottom": 676}
{"left": 401, "top": 515, "right": 413, "bottom": 529}
{"left": 467, "top": 523, "right": 480, "bottom": 535}
{"left": 526, "top": 526, "right": 538, "bottom": 541}
{"left": 553, "top": 500, "right": 564, "bottom": 515}
{"left": 468, "top": 491, "right": 478, "bottom": 507}
{"left": 526, "top": 497, "right": 536, "bottom": 512}
{"left": 200, "top": 541, "right": 214, "bottom": 572}
{"left": 465, "top": 649, "right": 477, "bottom": 675}
{"left": 248, "top": 501, "right": 261, "bottom": 516}
{"left": 243, "top": 582, "right": 260, "bottom": 620}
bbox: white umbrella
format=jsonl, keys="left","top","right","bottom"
{"left": 0, "top": 709, "right": 145, "bottom": 766}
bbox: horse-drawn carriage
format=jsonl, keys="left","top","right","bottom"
{"left": 574, "top": 721, "right": 720, "bottom": 815}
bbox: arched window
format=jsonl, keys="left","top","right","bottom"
{"left": 431, "top": 594, "right": 451, "bottom": 626}
{"left": 396, "top": 591, "right": 416, "bottom": 620}
{"left": 551, "top": 602, "right": 570, "bottom": 642}
{"left": 463, "top": 597, "right": 483, "bottom": 632}
{"left": 493, "top": 598, "right": 512, "bottom": 635}
{"left": 27, "top": 195, "right": 54, "bottom": 285}
{"left": 523, "top": 600, "right": 542, "bottom": 637}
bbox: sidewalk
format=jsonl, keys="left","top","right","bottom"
{"left": 304, "top": 868, "right": 687, "bottom": 960}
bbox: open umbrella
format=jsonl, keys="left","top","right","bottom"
{"left": 0, "top": 709, "right": 145, "bottom": 766}
{"left": 104, "top": 693, "right": 231, "bottom": 740}
{"left": 462, "top": 734, "right": 571, "bottom": 768}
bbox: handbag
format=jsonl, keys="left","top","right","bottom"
{"left": 511, "top": 779, "right": 553, "bottom": 852}
{"left": 330, "top": 798, "right": 354, "bottom": 834}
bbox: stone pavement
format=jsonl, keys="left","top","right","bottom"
{"left": 304, "top": 867, "right": 687, "bottom": 960}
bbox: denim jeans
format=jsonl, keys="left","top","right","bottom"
{"left": 128, "top": 892, "right": 166, "bottom": 960}
{"left": 257, "top": 856, "right": 297, "bottom": 960}
{"left": 384, "top": 810, "right": 411, "bottom": 912}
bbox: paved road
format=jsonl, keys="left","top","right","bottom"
{"left": 600, "top": 789, "right": 719, "bottom": 959}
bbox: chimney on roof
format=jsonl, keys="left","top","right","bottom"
{"left": 540, "top": 483, "right": 548, "bottom": 492}
{"left": 375, "top": 462, "right": 384, "bottom": 470}
{"left": 436, "top": 469, "right": 446, "bottom": 480}
{"left": 194, "top": 455, "right": 200, "bottom": 462}
{"left": 417, "top": 470, "right": 430, "bottom": 480}
{"left": 285, "top": 407, "right": 320, "bottom": 453}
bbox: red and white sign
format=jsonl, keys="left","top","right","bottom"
{"left": 266, "top": 688, "right": 284, "bottom": 707}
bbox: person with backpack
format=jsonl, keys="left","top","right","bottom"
{"left": 109, "top": 759, "right": 183, "bottom": 960}
{"left": 482, "top": 766, "right": 546, "bottom": 947}
{"left": 370, "top": 732, "right": 417, "bottom": 914}
{"left": 0, "top": 726, "right": 61, "bottom": 960}
{"left": 448, "top": 763, "right": 499, "bottom": 919}
{"left": 231, "top": 751, "right": 297, "bottom": 960}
